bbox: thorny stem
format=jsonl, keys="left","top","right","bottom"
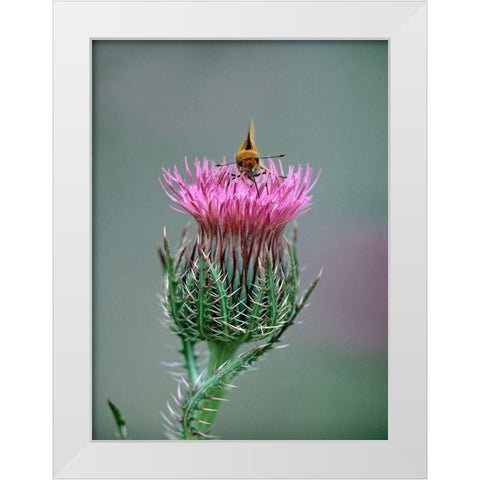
{"left": 206, "top": 341, "right": 240, "bottom": 377}
{"left": 183, "top": 341, "right": 239, "bottom": 439}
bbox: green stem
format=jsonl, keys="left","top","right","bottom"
{"left": 191, "top": 341, "right": 239, "bottom": 437}
{"left": 180, "top": 335, "right": 199, "bottom": 388}
{"left": 207, "top": 341, "right": 239, "bottom": 376}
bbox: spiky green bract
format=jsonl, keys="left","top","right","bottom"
{"left": 160, "top": 234, "right": 297, "bottom": 344}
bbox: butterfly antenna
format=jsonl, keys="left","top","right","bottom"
{"left": 216, "top": 161, "right": 236, "bottom": 166}
{"left": 257, "top": 154, "right": 286, "bottom": 160}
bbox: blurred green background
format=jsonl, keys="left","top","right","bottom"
{"left": 92, "top": 41, "right": 388, "bottom": 440}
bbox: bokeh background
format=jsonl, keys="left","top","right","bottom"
{"left": 92, "top": 40, "right": 388, "bottom": 440}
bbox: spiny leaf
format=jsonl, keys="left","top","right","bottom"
{"left": 296, "top": 269, "right": 323, "bottom": 313}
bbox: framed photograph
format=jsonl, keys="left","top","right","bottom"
{"left": 54, "top": 0, "right": 426, "bottom": 477}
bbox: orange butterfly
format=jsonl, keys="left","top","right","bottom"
{"left": 217, "top": 120, "right": 285, "bottom": 196}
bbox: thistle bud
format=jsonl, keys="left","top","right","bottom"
{"left": 159, "top": 157, "right": 321, "bottom": 344}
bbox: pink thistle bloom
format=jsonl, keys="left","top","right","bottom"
{"left": 160, "top": 157, "right": 320, "bottom": 254}
{"left": 158, "top": 157, "right": 321, "bottom": 343}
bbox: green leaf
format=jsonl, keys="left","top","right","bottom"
{"left": 106, "top": 396, "right": 127, "bottom": 440}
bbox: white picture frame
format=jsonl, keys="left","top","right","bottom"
{"left": 53, "top": 0, "right": 426, "bottom": 478}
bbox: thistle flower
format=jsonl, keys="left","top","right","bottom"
{"left": 157, "top": 156, "right": 321, "bottom": 439}
{"left": 159, "top": 157, "right": 320, "bottom": 343}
